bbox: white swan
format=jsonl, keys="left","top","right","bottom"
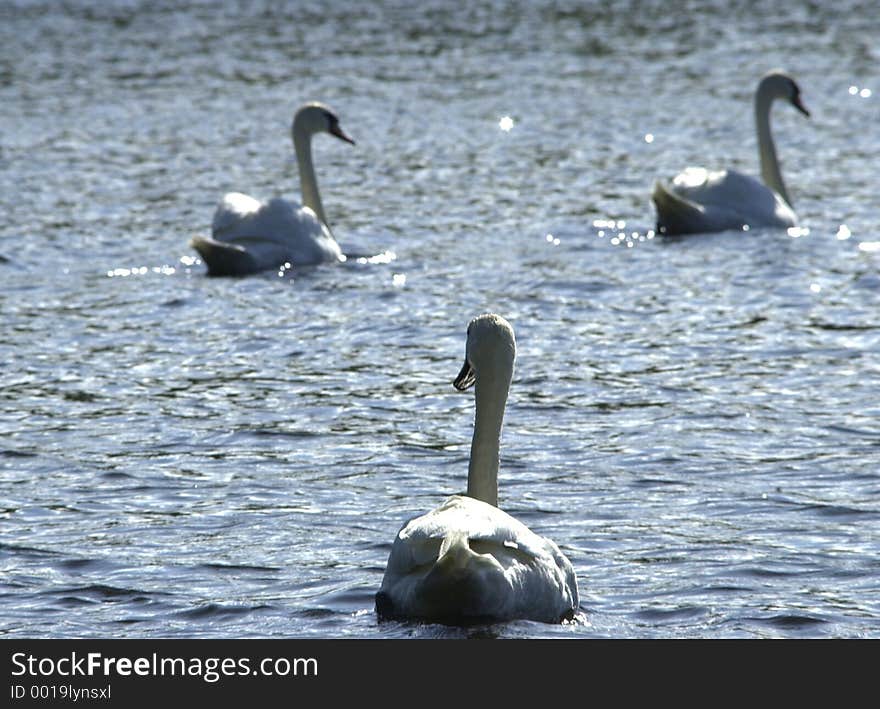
{"left": 652, "top": 70, "right": 810, "bottom": 236}
{"left": 190, "top": 102, "right": 355, "bottom": 276}
{"left": 376, "top": 314, "right": 579, "bottom": 624}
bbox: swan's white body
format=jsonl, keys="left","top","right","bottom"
{"left": 652, "top": 71, "right": 809, "bottom": 236}
{"left": 652, "top": 167, "right": 797, "bottom": 234}
{"left": 376, "top": 314, "right": 579, "bottom": 624}
{"left": 191, "top": 102, "right": 354, "bottom": 276}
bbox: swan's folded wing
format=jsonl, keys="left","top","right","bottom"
{"left": 211, "top": 192, "right": 264, "bottom": 237}
{"left": 212, "top": 194, "right": 324, "bottom": 242}
{"left": 670, "top": 168, "right": 782, "bottom": 217}
{"left": 654, "top": 168, "right": 793, "bottom": 234}
{"left": 394, "top": 496, "right": 558, "bottom": 560}
{"left": 211, "top": 194, "right": 340, "bottom": 266}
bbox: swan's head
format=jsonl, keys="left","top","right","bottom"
{"left": 453, "top": 314, "right": 516, "bottom": 391}
{"left": 292, "top": 102, "right": 356, "bottom": 145}
{"left": 759, "top": 71, "right": 810, "bottom": 117}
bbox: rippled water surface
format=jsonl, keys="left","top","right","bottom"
{"left": 2, "top": 0, "right": 879, "bottom": 638}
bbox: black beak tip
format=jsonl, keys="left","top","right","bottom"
{"left": 453, "top": 360, "right": 475, "bottom": 391}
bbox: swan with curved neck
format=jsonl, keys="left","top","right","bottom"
{"left": 652, "top": 71, "right": 809, "bottom": 236}
{"left": 190, "top": 102, "right": 355, "bottom": 276}
{"left": 376, "top": 314, "right": 579, "bottom": 624}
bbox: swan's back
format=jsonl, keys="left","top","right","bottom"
{"left": 193, "top": 193, "right": 342, "bottom": 275}
{"left": 653, "top": 168, "right": 797, "bottom": 235}
{"left": 377, "top": 495, "right": 578, "bottom": 624}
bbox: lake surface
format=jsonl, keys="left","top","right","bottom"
{"left": 1, "top": 0, "right": 878, "bottom": 638}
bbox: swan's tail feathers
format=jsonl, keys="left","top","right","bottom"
{"left": 376, "top": 532, "right": 480, "bottom": 622}
{"left": 374, "top": 590, "right": 395, "bottom": 620}
{"left": 416, "top": 532, "right": 507, "bottom": 621}
{"left": 375, "top": 531, "right": 508, "bottom": 622}
{"left": 189, "top": 235, "right": 259, "bottom": 277}
{"left": 435, "top": 530, "right": 474, "bottom": 572}
{"left": 651, "top": 180, "right": 706, "bottom": 236}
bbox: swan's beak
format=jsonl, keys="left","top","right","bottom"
{"left": 453, "top": 359, "right": 476, "bottom": 391}
{"left": 792, "top": 95, "right": 810, "bottom": 117}
{"left": 330, "top": 124, "right": 356, "bottom": 145}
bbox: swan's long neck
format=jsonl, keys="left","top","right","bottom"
{"left": 755, "top": 89, "right": 792, "bottom": 207}
{"left": 466, "top": 366, "right": 511, "bottom": 508}
{"left": 293, "top": 127, "right": 329, "bottom": 227}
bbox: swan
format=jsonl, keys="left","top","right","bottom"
{"left": 652, "top": 70, "right": 810, "bottom": 236}
{"left": 190, "top": 102, "right": 355, "bottom": 276}
{"left": 375, "top": 314, "right": 579, "bottom": 624}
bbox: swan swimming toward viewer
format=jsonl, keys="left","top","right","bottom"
{"left": 652, "top": 70, "right": 809, "bottom": 236}
{"left": 191, "top": 102, "right": 355, "bottom": 276}
{"left": 376, "top": 314, "right": 579, "bottom": 624}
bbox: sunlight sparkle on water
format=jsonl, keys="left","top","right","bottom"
{"left": 787, "top": 226, "right": 809, "bottom": 238}
{"left": 107, "top": 264, "right": 179, "bottom": 277}
{"left": 606, "top": 226, "right": 654, "bottom": 247}
{"left": 545, "top": 233, "right": 561, "bottom": 246}
{"left": 107, "top": 266, "right": 150, "bottom": 278}
{"left": 498, "top": 116, "right": 514, "bottom": 132}
{"left": 593, "top": 219, "right": 626, "bottom": 230}
{"left": 836, "top": 224, "right": 852, "bottom": 240}
{"left": 644, "top": 133, "right": 654, "bottom": 143}
{"left": 392, "top": 273, "right": 406, "bottom": 287}
{"left": 357, "top": 250, "right": 397, "bottom": 265}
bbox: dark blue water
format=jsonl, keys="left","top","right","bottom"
{"left": 1, "top": 0, "right": 878, "bottom": 638}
